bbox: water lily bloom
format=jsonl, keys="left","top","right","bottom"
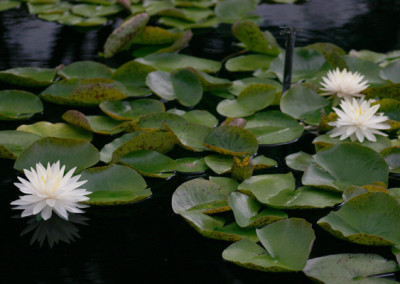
{"left": 11, "top": 161, "right": 91, "bottom": 220}
{"left": 328, "top": 98, "right": 390, "bottom": 142}
{"left": 320, "top": 68, "right": 369, "bottom": 101}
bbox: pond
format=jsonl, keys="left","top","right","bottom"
{"left": 1, "top": 1, "right": 400, "bottom": 283}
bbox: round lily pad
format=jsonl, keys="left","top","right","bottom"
{"left": 17, "top": 121, "right": 93, "bottom": 141}
{"left": 203, "top": 125, "right": 258, "bottom": 156}
{"left": 133, "top": 112, "right": 187, "bottom": 131}
{"left": 285, "top": 151, "right": 313, "bottom": 172}
{"left": 318, "top": 192, "right": 400, "bottom": 246}
{"left": 0, "top": 67, "right": 56, "bottom": 87}
{"left": 99, "top": 99, "right": 165, "bottom": 120}
{"left": 164, "top": 120, "right": 210, "bottom": 152}
{"left": 225, "top": 54, "right": 276, "bottom": 72}
{"left": 172, "top": 69, "right": 203, "bottom": 107}
{"left": 58, "top": 61, "right": 113, "bottom": 79}
{"left": 81, "top": 164, "right": 151, "bottom": 205}
{"left": 182, "top": 110, "right": 218, "bottom": 127}
{"left": 222, "top": 218, "right": 315, "bottom": 272}
{"left": 14, "top": 137, "right": 99, "bottom": 173}
{"left": 0, "top": 130, "right": 41, "bottom": 159}
{"left": 0, "top": 90, "right": 43, "bottom": 120}
{"left": 204, "top": 154, "right": 235, "bottom": 175}
{"left": 209, "top": 176, "right": 239, "bottom": 194}
{"left": 146, "top": 71, "right": 176, "bottom": 101}
{"left": 71, "top": 3, "right": 122, "bottom": 18}
{"left": 381, "top": 147, "right": 400, "bottom": 173}
{"left": 303, "top": 254, "right": 399, "bottom": 284}
{"left": 172, "top": 178, "right": 231, "bottom": 214}
{"left": 175, "top": 157, "right": 208, "bottom": 174}
{"left": 245, "top": 111, "right": 304, "bottom": 145}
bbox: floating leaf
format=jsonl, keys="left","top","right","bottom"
{"left": 0, "top": 130, "right": 41, "bottom": 159}
{"left": 381, "top": 147, "right": 400, "bottom": 173}
{"left": 216, "top": 0, "right": 258, "bottom": 24}
{"left": 58, "top": 61, "right": 113, "bottom": 79}
{"left": 245, "top": 110, "right": 304, "bottom": 145}
{"left": 0, "top": 90, "right": 43, "bottom": 120}
{"left": 225, "top": 54, "right": 276, "bottom": 72}
{"left": 0, "top": 1, "right": 20, "bottom": 12}
{"left": 71, "top": 4, "right": 122, "bottom": 17}
{"left": 203, "top": 125, "right": 258, "bottom": 156}
{"left": 306, "top": 42, "right": 347, "bottom": 69}
{"left": 14, "top": 137, "right": 99, "bottom": 172}
{"left": 27, "top": 2, "right": 71, "bottom": 14}
{"left": 172, "top": 69, "right": 203, "bottom": 106}
{"left": 343, "top": 55, "right": 387, "bottom": 86}
{"left": 172, "top": 178, "right": 230, "bottom": 214}
{"left": 188, "top": 68, "right": 231, "bottom": 91}
{"left": 133, "top": 112, "right": 187, "bottom": 131}
{"left": 99, "top": 99, "right": 165, "bottom": 120}
{"left": 363, "top": 84, "right": 400, "bottom": 101}
{"left": 0, "top": 67, "right": 56, "bottom": 87}
{"left": 176, "top": 157, "right": 207, "bottom": 174}
{"left": 158, "top": 15, "right": 219, "bottom": 30}
{"left": 318, "top": 192, "right": 400, "bottom": 245}
{"left": 119, "top": 150, "right": 176, "bottom": 178}
{"left": 17, "top": 121, "right": 93, "bottom": 141}
{"left": 164, "top": 120, "right": 210, "bottom": 152}
{"left": 209, "top": 176, "right": 238, "bottom": 194}
{"left": 222, "top": 218, "right": 315, "bottom": 272}
{"left": 136, "top": 53, "right": 221, "bottom": 73}
{"left": 381, "top": 61, "right": 400, "bottom": 83}
{"left": 280, "top": 85, "right": 329, "bottom": 125}
{"left": 62, "top": 110, "right": 124, "bottom": 135}
{"left": 204, "top": 154, "right": 233, "bottom": 174}
{"left": 131, "top": 26, "right": 182, "bottom": 45}
{"left": 285, "top": 151, "right": 313, "bottom": 172}
{"left": 304, "top": 254, "right": 399, "bottom": 284}
{"left": 81, "top": 164, "right": 151, "bottom": 205}
{"left": 181, "top": 110, "right": 218, "bottom": 127}
{"left": 229, "top": 191, "right": 287, "bottom": 228}
{"left": 145, "top": 71, "right": 176, "bottom": 100}
{"left": 103, "top": 12, "right": 150, "bottom": 58}
{"left": 303, "top": 143, "right": 389, "bottom": 192}
{"left": 374, "top": 98, "right": 400, "bottom": 121}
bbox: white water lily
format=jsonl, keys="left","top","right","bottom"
{"left": 320, "top": 68, "right": 369, "bottom": 101}
{"left": 328, "top": 98, "right": 390, "bottom": 142}
{"left": 11, "top": 161, "right": 91, "bottom": 220}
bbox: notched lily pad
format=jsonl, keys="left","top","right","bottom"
{"left": 0, "top": 67, "right": 56, "bottom": 87}
{"left": 100, "top": 99, "right": 165, "bottom": 121}
{"left": 285, "top": 151, "right": 313, "bottom": 172}
{"left": 81, "top": 164, "right": 151, "bottom": 205}
{"left": 164, "top": 120, "right": 210, "bottom": 152}
{"left": 0, "top": 90, "right": 43, "bottom": 120}
{"left": 176, "top": 157, "right": 208, "bottom": 174}
{"left": 0, "top": 130, "right": 41, "bottom": 159}
{"left": 58, "top": 61, "right": 113, "bottom": 79}
{"left": 172, "top": 69, "right": 203, "bottom": 107}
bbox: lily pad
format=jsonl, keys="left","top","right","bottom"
{"left": 222, "top": 218, "right": 315, "bottom": 272}
{"left": 14, "top": 137, "right": 99, "bottom": 172}
{"left": 303, "top": 254, "right": 399, "bottom": 284}
{"left": 280, "top": 85, "right": 329, "bottom": 125}
{"left": 81, "top": 164, "right": 151, "bottom": 205}
{"left": 380, "top": 61, "right": 400, "bottom": 83}
{"left": 131, "top": 26, "right": 182, "bottom": 45}
{"left": 216, "top": 0, "right": 258, "bottom": 24}
{"left": 343, "top": 55, "right": 387, "bottom": 86}
{"left": 203, "top": 125, "right": 258, "bottom": 156}
{"left": 103, "top": 12, "right": 150, "bottom": 58}
{"left": 180, "top": 211, "right": 258, "bottom": 242}
{"left": 172, "top": 178, "right": 231, "bottom": 214}
{"left": 0, "top": 130, "right": 41, "bottom": 159}
{"left": 99, "top": 99, "right": 165, "bottom": 120}
{"left": 0, "top": 67, "right": 56, "bottom": 87}
{"left": 303, "top": 143, "right": 389, "bottom": 192}
{"left": 285, "top": 151, "right": 313, "bottom": 172}
{"left": 136, "top": 53, "right": 221, "bottom": 73}
{"left": 175, "top": 157, "right": 208, "bottom": 174}
{"left": 374, "top": 98, "right": 400, "bottom": 121}
{"left": 145, "top": 71, "right": 176, "bottom": 101}
{"left": 164, "top": 120, "right": 210, "bottom": 152}
{"left": 181, "top": 110, "right": 218, "bottom": 127}
{"left": 188, "top": 69, "right": 232, "bottom": 91}
{"left": 0, "top": 1, "right": 20, "bottom": 12}
{"left": 172, "top": 69, "right": 203, "bottom": 107}
{"left": 380, "top": 147, "right": 400, "bottom": 174}
{"left": 204, "top": 154, "right": 234, "bottom": 174}
{"left": 119, "top": 150, "right": 176, "bottom": 178}
{"left": 232, "top": 20, "right": 280, "bottom": 55}
{"left": 0, "top": 90, "right": 43, "bottom": 120}
{"left": 158, "top": 15, "right": 219, "bottom": 30}
{"left": 71, "top": 4, "right": 122, "bottom": 17}
{"left": 62, "top": 110, "right": 124, "bottom": 135}
{"left": 229, "top": 191, "right": 287, "bottom": 228}
{"left": 17, "top": 121, "right": 93, "bottom": 141}
{"left": 318, "top": 192, "right": 400, "bottom": 245}
{"left": 58, "top": 61, "right": 113, "bottom": 79}
{"left": 133, "top": 112, "right": 187, "bottom": 131}
{"left": 225, "top": 54, "right": 276, "bottom": 72}
{"left": 27, "top": 2, "right": 71, "bottom": 14}
{"left": 245, "top": 110, "right": 304, "bottom": 145}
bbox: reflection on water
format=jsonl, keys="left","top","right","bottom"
{"left": 18, "top": 213, "right": 89, "bottom": 247}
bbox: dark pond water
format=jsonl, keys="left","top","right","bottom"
{"left": 1, "top": 1, "right": 400, "bottom": 283}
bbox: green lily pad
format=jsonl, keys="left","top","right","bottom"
{"left": 158, "top": 15, "right": 219, "bottom": 30}
{"left": 71, "top": 3, "right": 122, "bottom": 17}
{"left": 280, "top": 85, "right": 329, "bottom": 125}
{"left": 99, "top": 99, "right": 165, "bottom": 121}
{"left": 381, "top": 147, "right": 400, "bottom": 173}
{"left": 0, "top": 130, "right": 41, "bottom": 159}
{"left": 232, "top": 19, "right": 280, "bottom": 55}
{"left": 145, "top": 71, "right": 176, "bottom": 101}
{"left": 136, "top": 53, "right": 221, "bottom": 73}
{"left": 156, "top": 7, "right": 214, "bottom": 23}
{"left": 215, "top": 0, "right": 258, "bottom": 24}
{"left": 172, "top": 178, "right": 231, "bottom": 214}
{"left": 58, "top": 61, "right": 113, "bottom": 80}
{"left": 103, "top": 12, "right": 149, "bottom": 58}
{"left": 99, "top": 131, "right": 176, "bottom": 163}
{"left": 252, "top": 155, "right": 278, "bottom": 169}
{"left": 285, "top": 151, "right": 313, "bottom": 172}
{"left": 393, "top": 246, "right": 400, "bottom": 265}
{"left": 176, "top": 157, "right": 208, "bottom": 174}
{"left": 204, "top": 154, "right": 233, "bottom": 174}
{"left": 0, "top": 1, "right": 20, "bottom": 12}
{"left": 362, "top": 84, "right": 400, "bottom": 101}
{"left": 374, "top": 98, "right": 400, "bottom": 121}
{"left": 203, "top": 125, "right": 258, "bottom": 156}
{"left": 225, "top": 54, "right": 276, "bottom": 72}
{"left": 229, "top": 191, "right": 287, "bottom": 228}
{"left": 222, "top": 218, "right": 315, "bottom": 272}
{"left": 303, "top": 143, "right": 389, "bottom": 192}
{"left": 17, "top": 121, "right": 93, "bottom": 141}
{"left": 209, "top": 176, "right": 238, "bottom": 194}
{"left": 172, "top": 0, "right": 215, "bottom": 8}
{"left": 216, "top": 99, "right": 255, "bottom": 118}
{"left": 62, "top": 110, "right": 124, "bottom": 135}
{"left": 304, "top": 254, "right": 399, "bottom": 284}
{"left": 119, "top": 150, "right": 176, "bottom": 178}
{"left": 318, "top": 192, "right": 400, "bottom": 245}
{"left": 181, "top": 110, "right": 218, "bottom": 127}
{"left": 313, "top": 134, "right": 392, "bottom": 153}
{"left": 131, "top": 26, "right": 182, "bottom": 45}
{"left": 187, "top": 68, "right": 231, "bottom": 91}
{"left": 380, "top": 61, "right": 400, "bottom": 83}
{"left": 14, "top": 137, "right": 99, "bottom": 172}
{"left": 306, "top": 42, "right": 347, "bottom": 69}
{"left": 180, "top": 211, "right": 258, "bottom": 242}
{"left": 343, "top": 55, "right": 387, "bottom": 86}
{"left": 349, "top": 49, "right": 387, "bottom": 63}
{"left": 81, "top": 164, "right": 151, "bottom": 205}
{"left": 164, "top": 120, "right": 210, "bottom": 152}
{"left": 27, "top": 2, "right": 71, "bottom": 14}
{"left": 229, "top": 77, "right": 282, "bottom": 96}
{"left": 40, "top": 78, "right": 129, "bottom": 107}
{"left": 0, "top": 90, "right": 43, "bottom": 120}
{"left": 172, "top": 69, "right": 203, "bottom": 107}
{"left": 245, "top": 110, "right": 304, "bottom": 145}
{"left": 0, "top": 67, "right": 56, "bottom": 87}
{"left": 132, "top": 112, "right": 187, "bottom": 131}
